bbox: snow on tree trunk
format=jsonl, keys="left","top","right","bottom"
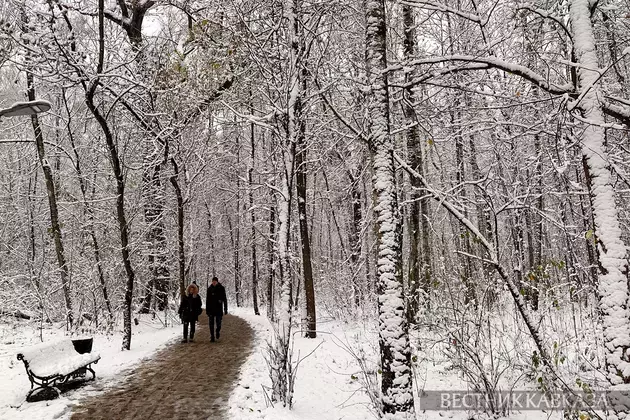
{"left": 570, "top": 0, "right": 630, "bottom": 386}
{"left": 269, "top": 0, "right": 302, "bottom": 405}
{"left": 364, "top": 0, "right": 414, "bottom": 418}
{"left": 270, "top": 160, "right": 293, "bottom": 406}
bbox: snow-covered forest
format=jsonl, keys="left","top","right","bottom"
{"left": 1, "top": 0, "right": 630, "bottom": 418}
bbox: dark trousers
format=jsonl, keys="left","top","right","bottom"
{"left": 183, "top": 320, "right": 196, "bottom": 339}
{"left": 209, "top": 313, "right": 223, "bottom": 338}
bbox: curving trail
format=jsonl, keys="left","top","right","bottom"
{"left": 71, "top": 312, "right": 254, "bottom": 420}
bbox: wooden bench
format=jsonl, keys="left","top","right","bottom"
{"left": 17, "top": 338, "right": 101, "bottom": 402}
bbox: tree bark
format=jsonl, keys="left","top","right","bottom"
{"left": 86, "top": 0, "right": 135, "bottom": 350}
{"left": 267, "top": 205, "right": 276, "bottom": 321}
{"left": 348, "top": 171, "right": 363, "bottom": 307}
{"left": 364, "top": 0, "right": 415, "bottom": 417}
{"left": 453, "top": 107, "right": 476, "bottom": 307}
{"left": 468, "top": 138, "right": 494, "bottom": 307}
{"left": 62, "top": 89, "right": 112, "bottom": 323}
{"left": 205, "top": 203, "right": 217, "bottom": 279}
{"left": 250, "top": 103, "right": 260, "bottom": 316}
{"left": 170, "top": 159, "right": 186, "bottom": 300}
{"left": 270, "top": 149, "right": 294, "bottom": 405}
{"left": 403, "top": 4, "right": 421, "bottom": 322}
{"left": 143, "top": 166, "right": 169, "bottom": 312}
{"left": 235, "top": 135, "right": 242, "bottom": 307}
{"left": 570, "top": 0, "right": 630, "bottom": 385}
{"left": 292, "top": 21, "right": 316, "bottom": 338}
{"left": 26, "top": 172, "right": 38, "bottom": 293}
{"left": 296, "top": 138, "right": 316, "bottom": 338}
{"left": 105, "top": 0, "right": 169, "bottom": 313}
{"left": 26, "top": 71, "right": 73, "bottom": 328}
{"left": 270, "top": 0, "right": 303, "bottom": 405}
{"left": 527, "top": 133, "right": 543, "bottom": 310}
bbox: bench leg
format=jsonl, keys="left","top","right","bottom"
{"left": 24, "top": 363, "right": 98, "bottom": 402}
{"left": 87, "top": 365, "right": 96, "bottom": 381}
{"left": 26, "top": 386, "right": 59, "bottom": 402}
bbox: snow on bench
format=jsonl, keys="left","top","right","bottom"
{"left": 20, "top": 339, "right": 100, "bottom": 377}
{"left": 17, "top": 338, "right": 101, "bottom": 402}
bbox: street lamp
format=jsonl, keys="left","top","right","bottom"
{"left": 0, "top": 100, "right": 51, "bottom": 118}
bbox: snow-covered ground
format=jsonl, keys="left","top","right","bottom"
{"left": 229, "top": 307, "right": 375, "bottom": 419}
{"left": 228, "top": 307, "right": 567, "bottom": 420}
{"left": 0, "top": 307, "right": 587, "bottom": 420}
{"left": 0, "top": 314, "right": 180, "bottom": 420}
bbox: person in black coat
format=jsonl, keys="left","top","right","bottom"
{"left": 206, "top": 276, "right": 228, "bottom": 342}
{"left": 178, "top": 283, "right": 202, "bottom": 343}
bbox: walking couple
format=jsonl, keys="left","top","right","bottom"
{"left": 177, "top": 276, "right": 228, "bottom": 343}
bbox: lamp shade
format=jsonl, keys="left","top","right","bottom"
{"left": 0, "top": 100, "right": 52, "bottom": 117}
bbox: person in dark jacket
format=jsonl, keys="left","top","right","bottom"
{"left": 206, "top": 276, "right": 228, "bottom": 342}
{"left": 178, "top": 283, "right": 202, "bottom": 343}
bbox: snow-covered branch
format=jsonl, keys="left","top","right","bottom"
{"left": 400, "top": 0, "right": 482, "bottom": 22}
{"left": 386, "top": 55, "right": 574, "bottom": 95}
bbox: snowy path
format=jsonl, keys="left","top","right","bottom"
{"left": 70, "top": 313, "right": 254, "bottom": 420}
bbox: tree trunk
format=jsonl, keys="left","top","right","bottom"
{"left": 576, "top": 165, "right": 599, "bottom": 290}
{"left": 62, "top": 89, "right": 112, "bottom": 323}
{"left": 364, "top": 0, "right": 414, "bottom": 417}
{"left": 527, "top": 133, "right": 543, "bottom": 310}
{"left": 292, "top": 28, "right": 316, "bottom": 337}
{"left": 494, "top": 140, "right": 528, "bottom": 302}
{"left": 26, "top": 172, "right": 38, "bottom": 293}
{"left": 468, "top": 138, "right": 494, "bottom": 307}
{"left": 402, "top": 4, "right": 429, "bottom": 322}
{"left": 235, "top": 136, "right": 243, "bottom": 307}
{"left": 170, "top": 159, "right": 186, "bottom": 300}
{"left": 267, "top": 205, "right": 276, "bottom": 320}
{"left": 250, "top": 105, "right": 260, "bottom": 316}
{"left": 453, "top": 109, "right": 477, "bottom": 307}
{"left": 143, "top": 167, "right": 170, "bottom": 312}
{"left": 296, "top": 139, "right": 316, "bottom": 338}
{"left": 444, "top": 3, "right": 476, "bottom": 308}
{"left": 206, "top": 204, "right": 217, "bottom": 278}
{"left": 269, "top": 0, "right": 304, "bottom": 405}
{"left": 104, "top": 0, "right": 169, "bottom": 314}
{"left": 270, "top": 151, "right": 294, "bottom": 405}
{"left": 570, "top": 0, "right": 630, "bottom": 385}
{"left": 348, "top": 173, "right": 363, "bottom": 307}
{"left": 27, "top": 71, "right": 73, "bottom": 328}
{"left": 85, "top": 0, "right": 135, "bottom": 350}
